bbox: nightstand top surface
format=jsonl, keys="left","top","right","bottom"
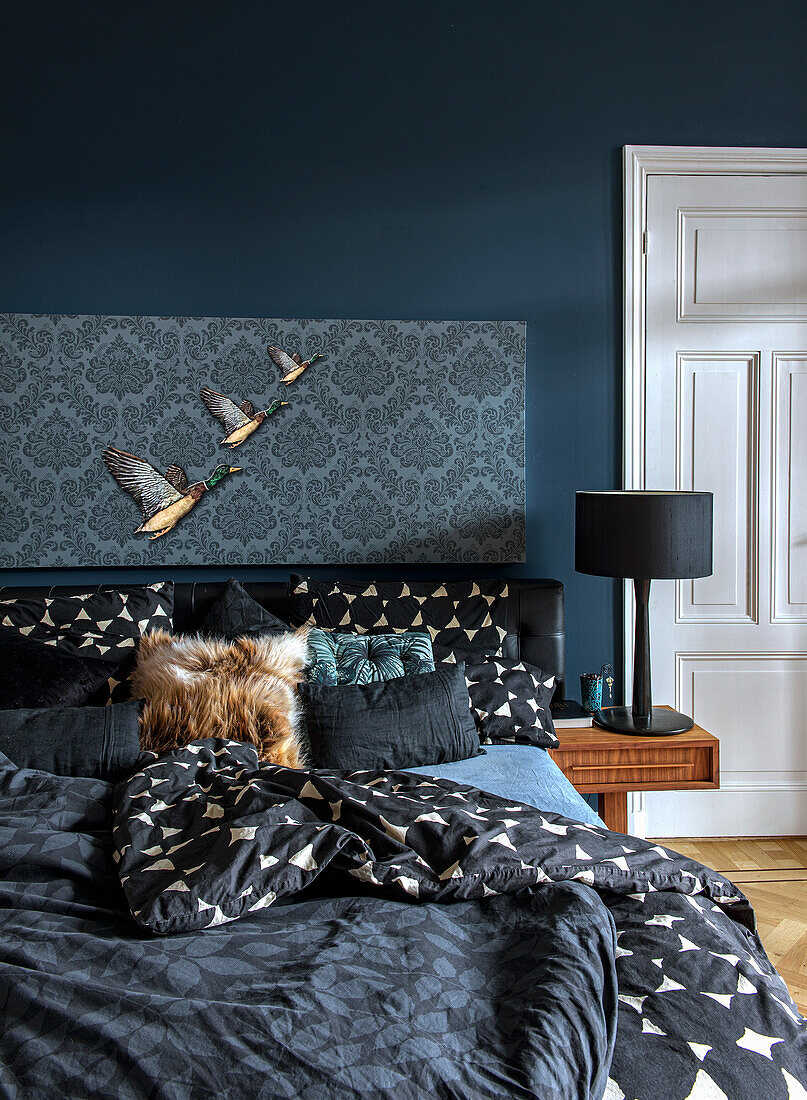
{"left": 554, "top": 707, "right": 718, "bottom": 750}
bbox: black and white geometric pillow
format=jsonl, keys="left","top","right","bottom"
{"left": 0, "top": 582, "right": 174, "bottom": 704}
{"left": 464, "top": 656, "right": 558, "bottom": 748}
{"left": 288, "top": 576, "right": 509, "bottom": 659}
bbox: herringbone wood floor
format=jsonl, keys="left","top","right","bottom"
{"left": 654, "top": 837, "right": 807, "bottom": 1016}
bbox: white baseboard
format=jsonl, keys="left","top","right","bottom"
{"left": 645, "top": 787, "right": 807, "bottom": 837}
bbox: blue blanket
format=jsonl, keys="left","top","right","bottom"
{"left": 405, "top": 743, "right": 603, "bottom": 825}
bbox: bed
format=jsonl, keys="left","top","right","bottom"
{"left": 0, "top": 577, "right": 805, "bottom": 1099}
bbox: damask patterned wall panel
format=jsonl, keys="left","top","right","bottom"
{"left": 1, "top": 314, "right": 525, "bottom": 566}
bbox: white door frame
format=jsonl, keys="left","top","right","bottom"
{"left": 622, "top": 145, "right": 807, "bottom": 700}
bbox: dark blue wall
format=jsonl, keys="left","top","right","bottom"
{"left": 2, "top": 1, "right": 806, "bottom": 695}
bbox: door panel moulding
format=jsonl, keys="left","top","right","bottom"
{"left": 622, "top": 146, "right": 807, "bottom": 702}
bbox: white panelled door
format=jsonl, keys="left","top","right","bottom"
{"left": 643, "top": 171, "right": 807, "bottom": 837}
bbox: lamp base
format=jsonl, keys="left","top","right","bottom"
{"left": 592, "top": 706, "right": 694, "bottom": 736}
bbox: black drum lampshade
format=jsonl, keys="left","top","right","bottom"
{"left": 575, "top": 491, "right": 713, "bottom": 735}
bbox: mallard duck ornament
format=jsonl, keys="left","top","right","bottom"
{"left": 200, "top": 387, "right": 287, "bottom": 448}
{"left": 103, "top": 447, "right": 241, "bottom": 540}
{"left": 268, "top": 345, "right": 323, "bottom": 385}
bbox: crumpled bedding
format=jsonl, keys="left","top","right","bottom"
{"left": 1, "top": 739, "right": 805, "bottom": 1099}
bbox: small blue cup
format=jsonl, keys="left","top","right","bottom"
{"left": 580, "top": 672, "right": 603, "bottom": 714}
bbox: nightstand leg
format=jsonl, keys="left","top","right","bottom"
{"left": 599, "top": 792, "right": 628, "bottom": 834}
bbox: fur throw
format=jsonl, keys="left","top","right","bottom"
{"left": 131, "top": 628, "right": 310, "bottom": 768}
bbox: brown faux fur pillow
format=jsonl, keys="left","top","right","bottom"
{"left": 131, "top": 628, "right": 310, "bottom": 768}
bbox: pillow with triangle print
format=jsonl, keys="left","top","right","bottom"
{"left": 0, "top": 582, "right": 174, "bottom": 705}
{"left": 287, "top": 575, "right": 510, "bottom": 660}
{"left": 463, "top": 656, "right": 559, "bottom": 749}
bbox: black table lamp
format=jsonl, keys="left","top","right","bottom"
{"left": 575, "top": 491, "right": 713, "bottom": 735}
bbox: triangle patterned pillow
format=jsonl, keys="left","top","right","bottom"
{"left": 288, "top": 576, "right": 509, "bottom": 659}
{"left": 464, "top": 656, "right": 558, "bottom": 748}
{"left": 0, "top": 582, "right": 174, "bottom": 704}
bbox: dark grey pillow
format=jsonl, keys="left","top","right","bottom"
{"left": 0, "top": 631, "right": 116, "bottom": 709}
{"left": 200, "top": 578, "right": 291, "bottom": 640}
{"left": 0, "top": 701, "right": 142, "bottom": 779}
{"left": 299, "top": 664, "right": 481, "bottom": 771}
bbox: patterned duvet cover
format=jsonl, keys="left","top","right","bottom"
{"left": 1, "top": 740, "right": 805, "bottom": 1099}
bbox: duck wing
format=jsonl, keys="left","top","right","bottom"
{"left": 200, "top": 387, "right": 252, "bottom": 432}
{"left": 239, "top": 399, "right": 256, "bottom": 417}
{"left": 268, "top": 345, "right": 299, "bottom": 376}
{"left": 103, "top": 447, "right": 184, "bottom": 522}
{"left": 164, "top": 464, "right": 189, "bottom": 492}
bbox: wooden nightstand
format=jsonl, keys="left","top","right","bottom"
{"left": 549, "top": 707, "right": 719, "bottom": 832}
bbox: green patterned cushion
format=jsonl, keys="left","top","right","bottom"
{"left": 306, "top": 629, "right": 435, "bottom": 685}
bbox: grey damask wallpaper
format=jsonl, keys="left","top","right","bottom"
{"left": 1, "top": 314, "right": 525, "bottom": 566}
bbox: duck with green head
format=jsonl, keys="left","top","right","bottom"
{"left": 200, "top": 387, "right": 288, "bottom": 449}
{"left": 268, "top": 345, "right": 324, "bottom": 385}
{"left": 103, "top": 447, "right": 241, "bottom": 540}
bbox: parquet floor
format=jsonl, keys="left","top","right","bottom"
{"left": 654, "top": 837, "right": 807, "bottom": 1015}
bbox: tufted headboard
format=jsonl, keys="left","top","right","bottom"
{"left": 0, "top": 577, "right": 566, "bottom": 699}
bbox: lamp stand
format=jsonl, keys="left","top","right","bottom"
{"left": 593, "top": 578, "right": 695, "bottom": 736}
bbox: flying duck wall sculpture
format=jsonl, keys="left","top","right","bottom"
{"left": 200, "top": 387, "right": 287, "bottom": 448}
{"left": 103, "top": 447, "right": 241, "bottom": 540}
{"left": 268, "top": 345, "right": 324, "bottom": 385}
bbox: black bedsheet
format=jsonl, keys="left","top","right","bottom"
{"left": 1, "top": 740, "right": 806, "bottom": 1099}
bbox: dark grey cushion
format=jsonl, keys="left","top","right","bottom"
{"left": 299, "top": 664, "right": 481, "bottom": 771}
{"left": 0, "top": 631, "right": 115, "bottom": 709}
{"left": 200, "top": 578, "right": 290, "bottom": 640}
{"left": 0, "top": 701, "right": 142, "bottom": 779}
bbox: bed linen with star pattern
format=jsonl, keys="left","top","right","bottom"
{"left": 1, "top": 740, "right": 805, "bottom": 1100}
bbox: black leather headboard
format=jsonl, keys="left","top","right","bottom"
{"left": 0, "top": 577, "right": 566, "bottom": 698}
